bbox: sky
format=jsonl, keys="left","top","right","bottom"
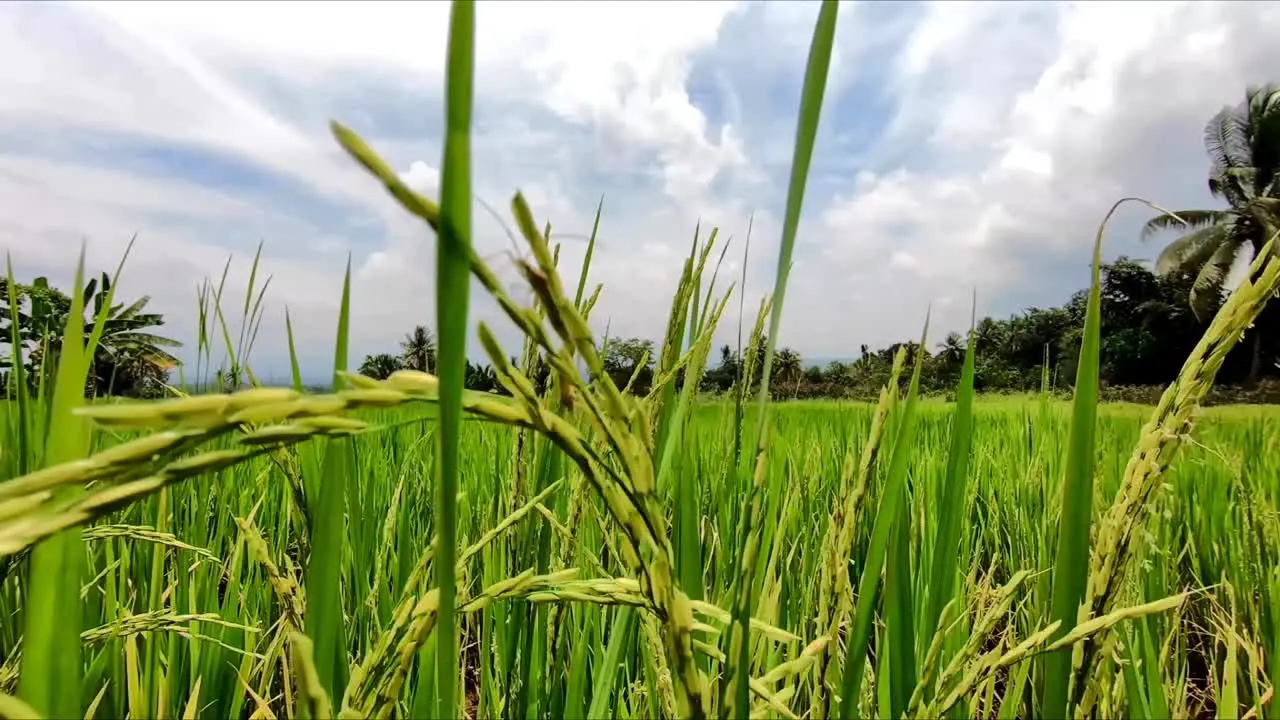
{"left": 2, "top": 1, "right": 1278, "bottom": 383}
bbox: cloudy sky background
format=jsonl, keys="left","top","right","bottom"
{"left": 2, "top": 1, "right": 1278, "bottom": 382}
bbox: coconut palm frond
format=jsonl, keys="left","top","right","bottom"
{"left": 1189, "top": 239, "right": 1241, "bottom": 321}
{"left": 1140, "top": 210, "right": 1231, "bottom": 242}
{"left": 1205, "top": 103, "right": 1252, "bottom": 176}
{"left": 1154, "top": 223, "right": 1234, "bottom": 277}
{"left": 1245, "top": 84, "right": 1280, "bottom": 189}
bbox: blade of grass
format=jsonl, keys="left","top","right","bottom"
{"left": 923, "top": 302, "right": 977, "bottom": 648}
{"left": 996, "top": 653, "right": 1031, "bottom": 720}
{"left": 19, "top": 249, "right": 92, "bottom": 719}
{"left": 1218, "top": 598, "right": 1239, "bottom": 720}
{"left": 837, "top": 313, "right": 930, "bottom": 719}
{"left": 730, "top": 216, "right": 752, "bottom": 473}
{"left": 563, "top": 608, "right": 594, "bottom": 718}
{"left": 433, "top": 1, "right": 476, "bottom": 716}
{"left": 303, "top": 257, "right": 352, "bottom": 705}
{"left": 588, "top": 609, "right": 637, "bottom": 720}
{"left": 285, "top": 309, "right": 304, "bottom": 393}
{"left": 1121, "top": 626, "right": 1153, "bottom": 720}
{"left": 885, "top": 502, "right": 917, "bottom": 719}
{"left": 4, "top": 258, "right": 30, "bottom": 477}
{"left": 1139, "top": 616, "right": 1170, "bottom": 719}
{"left": 574, "top": 197, "right": 603, "bottom": 309}
{"left": 1041, "top": 197, "right": 1108, "bottom": 720}
{"left": 237, "top": 241, "right": 264, "bottom": 362}
{"left": 725, "top": 3, "right": 837, "bottom": 716}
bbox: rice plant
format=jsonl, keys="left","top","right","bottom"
{"left": 2, "top": 2, "right": 1279, "bottom": 719}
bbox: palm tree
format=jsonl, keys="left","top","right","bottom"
{"left": 1141, "top": 84, "right": 1280, "bottom": 382}
{"left": 938, "top": 332, "right": 966, "bottom": 367}
{"left": 359, "top": 352, "right": 404, "bottom": 380}
{"left": 400, "top": 325, "right": 437, "bottom": 373}
{"left": 773, "top": 347, "right": 803, "bottom": 398}
{"left": 88, "top": 283, "right": 181, "bottom": 397}
{"left": 465, "top": 360, "right": 501, "bottom": 393}
{"left": 6, "top": 273, "right": 180, "bottom": 397}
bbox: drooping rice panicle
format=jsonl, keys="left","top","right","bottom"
{"left": 1077, "top": 235, "right": 1280, "bottom": 711}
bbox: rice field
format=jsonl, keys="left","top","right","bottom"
{"left": 1, "top": 397, "right": 1277, "bottom": 719}
{"left": 3, "top": 2, "right": 1280, "bottom": 719}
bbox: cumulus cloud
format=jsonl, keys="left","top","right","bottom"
{"left": 2, "top": 0, "right": 1278, "bottom": 380}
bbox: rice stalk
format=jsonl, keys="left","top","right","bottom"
{"left": 1077, "top": 233, "right": 1280, "bottom": 712}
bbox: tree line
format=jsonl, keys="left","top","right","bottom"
{"left": 687, "top": 255, "right": 1278, "bottom": 401}
{"left": 5, "top": 255, "right": 1277, "bottom": 403}
{"left": 357, "top": 325, "right": 502, "bottom": 393}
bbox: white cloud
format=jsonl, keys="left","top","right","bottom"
{"left": 798, "top": 0, "right": 1280, "bottom": 356}
{"left": 2, "top": 0, "right": 1278, "bottom": 378}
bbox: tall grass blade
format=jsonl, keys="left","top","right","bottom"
{"left": 587, "top": 609, "right": 637, "bottom": 720}
{"left": 575, "top": 197, "right": 603, "bottom": 308}
{"left": 4, "top": 258, "right": 30, "bottom": 477}
{"left": 924, "top": 308, "right": 977, "bottom": 644}
{"left": 838, "top": 313, "right": 929, "bottom": 719}
{"left": 1121, "top": 626, "right": 1153, "bottom": 720}
{"left": 886, "top": 503, "right": 917, "bottom": 719}
{"left": 238, "top": 241, "right": 264, "bottom": 361}
{"left": 303, "top": 257, "right": 352, "bottom": 704}
{"left": 726, "top": 3, "right": 837, "bottom": 716}
{"left": 433, "top": 1, "right": 476, "bottom": 716}
{"left": 19, "top": 249, "right": 93, "bottom": 719}
{"left": 1041, "top": 198, "right": 1108, "bottom": 720}
{"left": 285, "top": 308, "right": 304, "bottom": 393}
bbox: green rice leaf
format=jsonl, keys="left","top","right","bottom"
{"left": 303, "top": 258, "right": 352, "bottom": 704}
{"left": 922, "top": 302, "right": 977, "bottom": 666}
{"left": 432, "top": 2, "right": 476, "bottom": 716}
{"left": 838, "top": 312, "right": 929, "bottom": 719}
{"left": 19, "top": 249, "right": 92, "bottom": 719}
{"left": 726, "top": 2, "right": 837, "bottom": 716}
{"left": 1041, "top": 197, "right": 1107, "bottom": 720}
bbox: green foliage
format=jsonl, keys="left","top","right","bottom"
{"left": 1042, "top": 195, "right": 1106, "bottom": 720}
{"left": 1141, "top": 84, "right": 1280, "bottom": 381}
{"left": 399, "top": 325, "right": 436, "bottom": 374}
{"left": 602, "top": 336, "right": 656, "bottom": 394}
{"left": 1, "top": 274, "right": 180, "bottom": 399}
{"left": 357, "top": 352, "right": 404, "bottom": 380}
{"left": 690, "top": 256, "right": 1279, "bottom": 401}
{"left": 17, "top": 252, "right": 98, "bottom": 719}
{"left": 361, "top": 340, "right": 502, "bottom": 393}
{"left": 431, "top": 5, "right": 476, "bottom": 714}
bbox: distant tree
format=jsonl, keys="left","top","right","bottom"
{"left": 465, "top": 361, "right": 503, "bottom": 394}
{"left": 1140, "top": 84, "right": 1280, "bottom": 383}
{"left": 1095, "top": 258, "right": 1201, "bottom": 385}
{"left": 400, "top": 325, "right": 437, "bottom": 373}
{"left": 773, "top": 347, "right": 803, "bottom": 398}
{"left": 602, "top": 337, "right": 655, "bottom": 394}
{"left": 359, "top": 352, "right": 404, "bottom": 380}
{"left": 937, "top": 332, "right": 965, "bottom": 366}
{"left": 2, "top": 273, "right": 180, "bottom": 398}
{"left": 803, "top": 364, "right": 824, "bottom": 384}
{"left": 700, "top": 344, "right": 740, "bottom": 393}
{"left": 928, "top": 331, "right": 967, "bottom": 389}
{"left": 824, "top": 360, "right": 850, "bottom": 384}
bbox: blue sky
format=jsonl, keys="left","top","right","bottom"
{"left": 2, "top": 0, "right": 1278, "bottom": 382}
